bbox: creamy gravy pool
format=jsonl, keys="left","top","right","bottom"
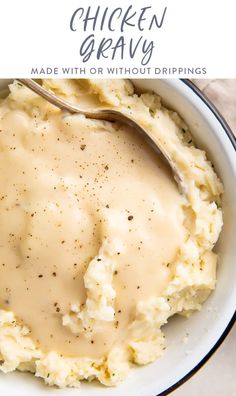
{"left": 0, "top": 96, "right": 186, "bottom": 358}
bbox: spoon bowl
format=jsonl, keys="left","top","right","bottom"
{"left": 18, "top": 78, "right": 186, "bottom": 194}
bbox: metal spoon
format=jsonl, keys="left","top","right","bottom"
{"left": 17, "top": 78, "right": 186, "bottom": 194}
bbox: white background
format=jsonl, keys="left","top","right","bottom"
{"left": 0, "top": 0, "right": 236, "bottom": 78}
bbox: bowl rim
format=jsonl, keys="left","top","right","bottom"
{"left": 156, "top": 79, "right": 236, "bottom": 396}
{"left": 0, "top": 79, "right": 235, "bottom": 395}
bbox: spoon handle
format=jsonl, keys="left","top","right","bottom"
{"left": 18, "top": 79, "right": 86, "bottom": 114}
{"left": 17, "top": 79, "right": 121, "bottom": 121}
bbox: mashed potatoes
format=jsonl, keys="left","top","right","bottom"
{"left": 0, "top": 79, "right": 223, "bottom": 388}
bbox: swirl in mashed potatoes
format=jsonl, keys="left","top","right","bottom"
{"left": 0, "top": 79, "right": 223, "bottom": 388}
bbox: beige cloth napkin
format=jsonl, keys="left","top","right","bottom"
{"left": 193, "top": 79, "right": 236, "bottom": 135}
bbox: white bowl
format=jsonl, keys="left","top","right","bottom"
{"left": 0, "top": 79, "right": 235, "bottom": 396}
